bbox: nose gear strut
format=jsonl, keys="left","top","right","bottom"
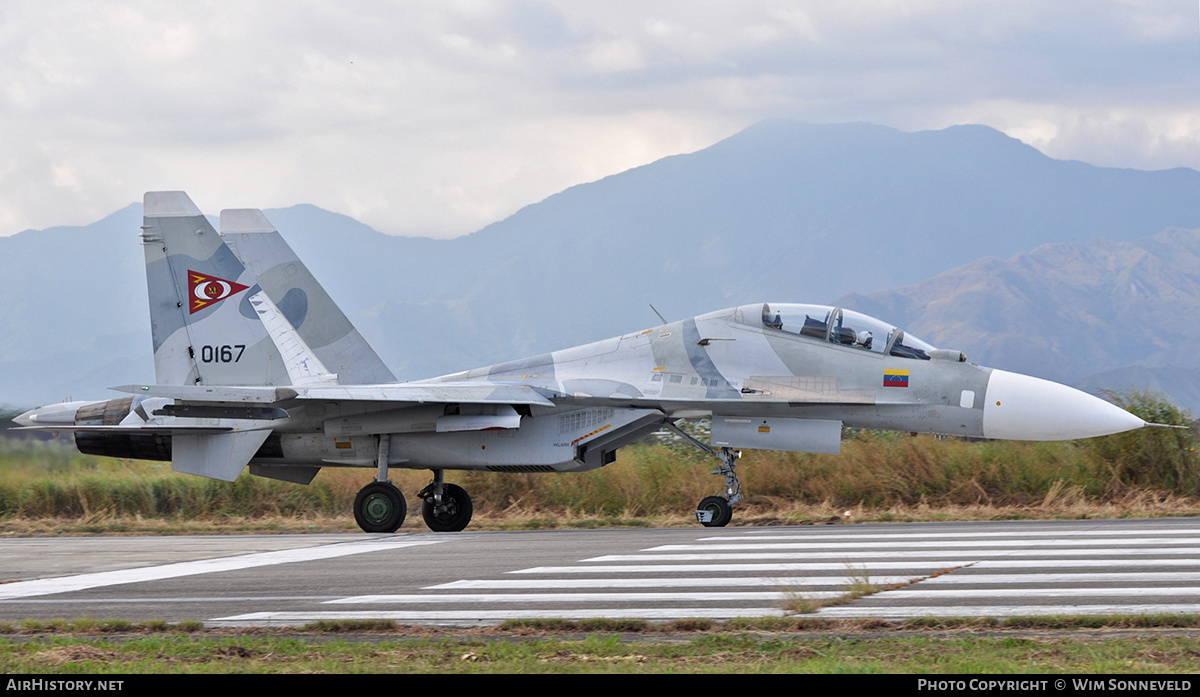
{"left": 663, "top": 420, "right": 743, "bottom": 527}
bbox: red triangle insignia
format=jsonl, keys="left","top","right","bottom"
{"left": 188, "top": 271, "right": 250, "bottom": 314}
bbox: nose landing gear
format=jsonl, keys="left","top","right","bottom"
{"left": 694, "top": 447, "right": 741, "bottom": 527}
{"left": 663, "top": 421, "right": 743, "bottom": 528}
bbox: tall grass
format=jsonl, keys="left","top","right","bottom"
{"left": 1082, "top": 391, "right": 1200, "bottom": 495}
{"left": 1, "top": 391, "right": 1196, "bottom": 526}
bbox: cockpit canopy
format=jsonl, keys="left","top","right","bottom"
{"left": 750, "top": 303, "right": 936, "bottom": 360}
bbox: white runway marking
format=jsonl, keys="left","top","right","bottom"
{"left": 2, "top": 596, "right": 338, "bottom": 604}
{"left": 648, "top": 537, "right": 1199, "bottom": 551}
{"left": 210, "top": 608, "right": 789, "bottom": 626}
{"left": 325, "top": 591, "right": 836, "bottom": 604}
{"left": 515, "top": 558, "right": 1200, "bottom": 574}
{"left": 426, "top": 571, "right": 1200, "bottom": 590}
{"left": 924, "top": 572, "right": 1200, "bottom": 584}
{"left": 973, "top": 559, "right": 1200, "bottom": 570}
{"left": 513, "top": 561, "right": 976, "bottom": 574}
{"left": 814, "top": 604, "right": 1200, "bottom": 619}
{"left": 876, "top": 587, "right": 1200, "bottom": 599}
{"left": 582, "top": 547, "right": 1200, "bottom": 562}
{"left": 699, "top": 528, "right": 1200, "bottom": 541}
{"left": 197, "top": 523, "right": 1200, "bottom": 626}
{"left": 425, "top": 576, "right": 917, "bottom": 590}
{"left": 0, "top": 537, "right": 447, "bottom": 600}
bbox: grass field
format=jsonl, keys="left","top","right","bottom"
{"left": 3, "top": 617, "right": 1200, "bottom": 673}
{"left": 1, "top": 391, "right": 1197, "bottom": 533}
{"left": 2, "top": 395, "right": 1198, "bottom": 673}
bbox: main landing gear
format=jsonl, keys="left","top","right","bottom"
{"left": 663, "top": 422, "right": 743, "bottom": 528}
{"left": 353, "top": 433, "right": 407, "bottom": 532}
{"left": 351, "top": 434, "right": 476, "bottom": 533}
{"left": 354, "top": 481, "right": 406, "bottom": 533}
{"left": 418, "top": 469, "right": 474, "bottom": 532}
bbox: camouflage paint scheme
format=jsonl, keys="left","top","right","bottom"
{"left": 16, "top": 192, "right": 1146, "bottom": 530}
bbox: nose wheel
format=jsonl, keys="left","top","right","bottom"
{"left": 695, "top": 495, "right": 732, "bottom": 527}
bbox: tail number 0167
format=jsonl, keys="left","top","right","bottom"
{"left": 200, "top": 345, "right": 246, "bottom": 363}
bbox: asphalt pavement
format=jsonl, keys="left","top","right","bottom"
{"left": 2, "top": 518, "right": 1199, "bottom": 626}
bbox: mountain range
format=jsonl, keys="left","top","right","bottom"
{"left": 836, "top": 227, "right": 1200, "bottom": 409}
{"left": 3, "top": 121, "right": 1200, "bottom": 410}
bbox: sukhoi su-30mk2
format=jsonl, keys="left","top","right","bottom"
{"left": 15, "top": 192, "right": 1147, "bottom": 532}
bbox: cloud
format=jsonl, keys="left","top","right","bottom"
{"left": 0, "top": 0, "right": 1196, "bottom": 237}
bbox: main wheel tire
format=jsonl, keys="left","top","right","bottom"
{"left": 354, "top": 481, "right": 407, "bottom": 533}
{"left": 422, "top": 483, "right": 474, "bottom": 532}
{"left": 696, "top": 495, "right": 732, "bottom": 528}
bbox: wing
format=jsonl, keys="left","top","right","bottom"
{"left": 111, "top": 381, "right": 558, "bottom": 408}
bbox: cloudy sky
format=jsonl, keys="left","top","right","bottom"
{"left": 2, "top": 1, "right": 1197, "bottom": 238}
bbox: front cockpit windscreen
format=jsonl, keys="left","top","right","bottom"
{"left": 759, "top": 303, "right": 935, "bottom": 360}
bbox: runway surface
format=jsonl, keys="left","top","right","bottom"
{"left": 2, "top": 518, "right": 1199, "bottom": 627}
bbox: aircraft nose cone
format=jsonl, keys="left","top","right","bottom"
{"left": 982, "top": 369, "right": 1145, "bottom": 441}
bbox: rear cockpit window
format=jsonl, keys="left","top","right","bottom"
{"left": 759, "top": 303, "right": 934, "bottom": 360}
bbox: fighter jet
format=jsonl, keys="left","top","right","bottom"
{"left": 15, "top": 192, "right": 1147, "bottom": 532}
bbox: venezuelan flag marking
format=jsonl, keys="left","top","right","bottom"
{"left": 883, "top": 369, "right": 910, "bottom": 387}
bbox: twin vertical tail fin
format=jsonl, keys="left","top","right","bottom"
{"left": 220, "top": 209, "right": 395, "bottom": 384}
{"left": 142, "top": 192, "right": 288, "bottom": 386}
{"left": 141, "top": 192, "right": 285, "bottom": 483}
{"left": 139, "top": 191, "right": 394, "bottom": 483}
{"left": 141, "top": 192, "right": 394, "bottom": 389}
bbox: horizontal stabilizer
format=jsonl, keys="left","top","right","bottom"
{"left": 172, "top": 429, "right": 272, "bottom": 481}
{"left": 14, "top": 425, "right": 232, "bottom": 434}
